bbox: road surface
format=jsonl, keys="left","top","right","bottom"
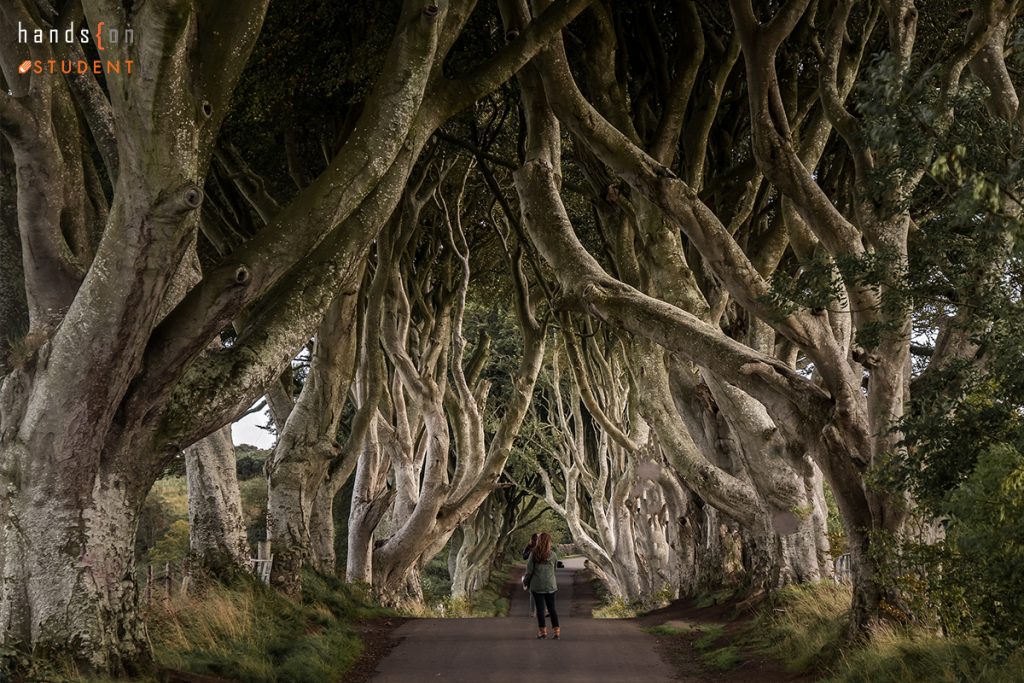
{"left": 368, "top": 557, "right": 674, "bottom": 683}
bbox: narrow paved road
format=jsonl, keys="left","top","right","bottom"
{"left": 369, "top": 558, "right": 674, "bottom": 683}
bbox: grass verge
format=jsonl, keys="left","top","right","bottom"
{"left": 1, "top": 571, "right": 391, "bottom": 682}
{"left": 703, "top": 645, "right": 742, "bottom": 671}
{"left": 645, "top": 619, "right": 743, "bottom": 674}
{"left": 150, "top": 569, "right": 391, "bottom": 682}
{"left": 752, "top": 583, "right": 1024, "bottom": 683}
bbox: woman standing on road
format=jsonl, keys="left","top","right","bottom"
{"left": 523, "top": 532, "right": 540, "bottom": 617}
{"left": 525, "top": 532, "right": 560, "bottom": 640}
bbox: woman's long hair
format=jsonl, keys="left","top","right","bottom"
{"left": 532, "top": 532, "right": 553, "bottom": 563}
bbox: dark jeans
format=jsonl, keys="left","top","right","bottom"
{"left": 532, "top": 592, "right": 559, "bottom": 628}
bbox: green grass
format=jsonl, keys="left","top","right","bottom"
{"left": 645, "top": 624, "right": 687, "bottom": 636}
{"left": 751, "top": 582, "right": 849, "bottom": 672}
{"left": 693, "top": 624, "right": 725, "bottom": 650}
{"left": 751, "top": 583, "right": 1024, "bottom": 683}
{"left": 823, "top": 628, "right": 1024, "bottom": 683}
{"left": 643, "top": 621, "right": 724, "bottom": 649}
{"left": 469, "top": 566, "right": 511, "bottom": 616}
{"left": 149, "top": 570, "right": 390, "bottom": 682}
{"left": 0, "top": 571, "right": 389, "bottom": 683}
{"left": 703, "top": 645, "right": 741, "bottom": 671}
{"left": 645, "top": 620, "right": 743, "bottom": 672}
{"left": 592, "top": 595, "right": 640, "bottom": 619}
{"left": 694, "top": 587, "right": 735, "bottom": 609}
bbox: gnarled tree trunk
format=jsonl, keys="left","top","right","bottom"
{"left": 185, "top": 426, "right": 250, "bottom": 573}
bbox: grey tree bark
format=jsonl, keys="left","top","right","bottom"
{"left": 0, "top": 0, "right": 593, "bottom": 670}
{"left": 185, "top": 426, "right": 250, "bottom": 573}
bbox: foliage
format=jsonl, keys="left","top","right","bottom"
{"left": 870, "top": 446, "right": 1024, "bottom": 651}
{"left": 506, "top": 505, "right": 571, "bottom": 557}
{"left": 823, "top": 484, "right": 848, "bottom": 558}
{"left": 877, "top": 215, "right": 1024, "bottom": 651}
{"left": 848, "top": 42, "right": 1024, "bottom": 652}
{"left": 239, "top": 477, "right": 269, "bottom": 548}
{"left": 147, "top": 520, "right": 191, "bottom": 565}
{"left": 221, "top": 0, "right": 400, "bottom": 201}
{"left": 947, "top": 445, "right": 1024, "bottom": 648}
{"left": 236, "top": 445, "right": 271, "bottom": 481}
{"left": 137, "top": 477, "right": 189, "bottom": 561}
{"left": 420, "top": 550, "right": 452, "bottom": 610}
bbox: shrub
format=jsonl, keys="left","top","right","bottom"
{"left": 147, "top": 519, "right": 191, "bottom": 564}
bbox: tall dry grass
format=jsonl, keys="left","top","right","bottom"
{"left": 147, "top": 571, "right": 383, "bottom": 683}
{"left": 752, "top": 583, "right": 1024, "bottom": 683}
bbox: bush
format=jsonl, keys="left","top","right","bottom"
{"left": 945, "top": 444, "right": 1024, "bottom": 650}
{"left": 870, "top": 445, "right": 1024, "bottom": 651}
{"left": 236, "top": 445, "right": 270, "bottom": 481}
{"left": 147, "top": 519, "right": 191, "bottom": 564}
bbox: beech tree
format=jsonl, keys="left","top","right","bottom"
{"left": 184, "top": 426, "right": 249, "bottom": 572}
{"left": 501, "top": 0, "right": 1022, "bottom": 633}
{"left": 448, "top": 482, "right": 539, "bottom": 601}
{"left": 343, "top": 160, "right": 547, "bottom": 605}
{"left": 0, "top": 0, "right": 590, "bottom": 671}
{"left": 1, "top": 0, "right": 1020, "bottom": 671}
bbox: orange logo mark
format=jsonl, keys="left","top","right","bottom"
{"left": 18, "top": 60, "right": 32, "bottom": 74}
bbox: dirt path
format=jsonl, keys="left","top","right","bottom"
{"left": 367, "top": 557, "right": 675, "bottom": 683}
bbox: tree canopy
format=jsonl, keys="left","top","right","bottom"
{"left": 1, "top": 0, "right": 1023, "bottom": 674}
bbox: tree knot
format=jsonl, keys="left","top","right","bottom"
{"left": 181, "top": 184, "right": 204, "bottom": 211}
{"left": 233, "top": 265, "right": 252, "bottom": 286}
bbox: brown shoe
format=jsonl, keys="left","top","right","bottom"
{"left": 537, "top": 627, "right": 547, "bottom": 639}
{"left": 553, "top": 627, "right": 561, "bottom": 640}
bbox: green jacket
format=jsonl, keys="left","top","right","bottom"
{"left": 525, "top": 551, "right": 558, "bottom": 593}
